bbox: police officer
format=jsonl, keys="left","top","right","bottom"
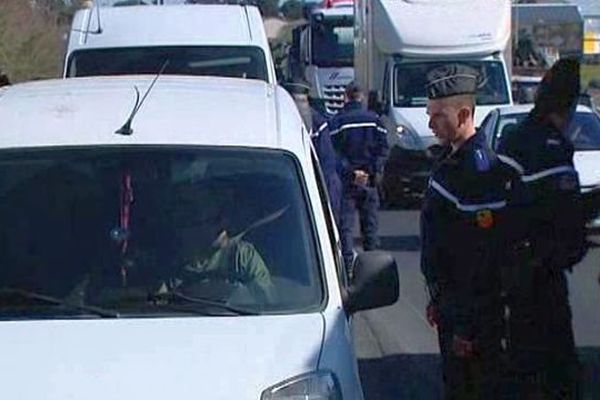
{"left": 497, "top": 59, "right": 586, "bottom": 399}
{"left": 329, "top": 82, "right": 388, "bottom": 272}
{"left": 420, "top": 64, "right": 512, "bottom": 399}
{"left": 286, "top": 83, "right": 342, "bottom": 222}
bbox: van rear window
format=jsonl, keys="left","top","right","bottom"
{"left": 67, "top": 46, "right": 269, "bottom": 82}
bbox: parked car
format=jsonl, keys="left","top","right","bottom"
{"left": 480, "top": 104, "right": 600, "bottom": 229}
{"left": 0, "top": 76, "right": 399, "bottom": 399}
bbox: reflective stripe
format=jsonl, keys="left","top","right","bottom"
{"left": 497, "top": 154, "right": 525, "bottom": 174}
{"left": 317, "top": 122, "right": 328, "bottom": 134}
{"left": 430, "top": 180, "right": 507, "bottom": 212}
{"left": 330, "top": 122, "right": 378, "bottom": 136}
{"left": 521, "top": 165, "right": 576, "bottom": 183}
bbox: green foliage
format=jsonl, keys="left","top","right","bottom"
{"left": 256, "top": 0, "right": 279, "bottom": 18}
{"left": 0, "top": 0, "right": 73, "bottom": 83}
{"left": 280, "top": 0, "right": 303, "bottom": 20}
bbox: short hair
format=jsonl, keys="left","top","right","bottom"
{"left": 345, "top": 81, "right": 363, "bottom": 101}
{"left": 443, "top": 94, "right": 476, "bottom": 117}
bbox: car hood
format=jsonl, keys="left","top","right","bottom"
{"left": 574, "top": 150, "right": 600, "bottom": 190}
{"left": 0, "top": 314, "right": 324, "bottom": 399}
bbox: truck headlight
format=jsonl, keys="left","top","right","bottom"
{"left": 261, "top": 371, "right": 342, "bottom": 400}
{"left": 394, "top": 124, "right": 420, "bottom": 149}
{"left": 395, "top": 124, "right": 410, "bottom": 136}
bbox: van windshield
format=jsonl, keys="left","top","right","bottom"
{"left": 393, "top": 60, "right": 510, "bottom": 107}
{"left": 67, "top": 46, "right": 269, "bottom": 82}
{"left": 0, "top": 147, "right": 323, "bottom": 320}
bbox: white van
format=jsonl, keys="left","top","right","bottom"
{"left": 64, "top": 4, "right": 277, "bottom": 83}
{"left": 0, "top": 76, "right": 398, "bottom": 399}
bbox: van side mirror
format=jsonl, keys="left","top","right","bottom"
{"left": 344, "top": 251, "right": 399, "bottom": 314}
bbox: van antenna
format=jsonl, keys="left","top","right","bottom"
{"left": 72, "top": 2, "right": 103, "bottom": 35}
{"left": 115, "top": 60, "right": 170, "bottom": 136}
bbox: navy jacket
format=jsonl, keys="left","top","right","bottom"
{"left": 421, "top": 130, "right": 514, "bottom": 338}
{"left": 310, "top": 110, "right": 342, "bottom": 220}
{"left": 497, "top": 116, "right": 587, "bottom": 269}
{"left": 329, "top": 101, "right": 389, "bottom": 186}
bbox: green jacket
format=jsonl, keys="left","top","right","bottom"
{"left": 189, "top": 239, "right": 275, "bottom": 304}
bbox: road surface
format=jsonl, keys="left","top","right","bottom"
{"left": 354, "top": 210, "right": 600, "bottom": 399}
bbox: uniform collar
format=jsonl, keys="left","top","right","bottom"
{"left": 444, "top": 130, "right": 486, "bottom": 163}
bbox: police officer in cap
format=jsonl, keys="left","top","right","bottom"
{"left": 420, "top": 64, "right": 513, "bottom": 399}
{"left": 286, "top": 83, "right": 342, "bottom": 222}
{"left": 329, "top": 81, "right": 388, "bottom": 272}
{"left": 497, "top": 58, "right": 586, "bottom": 399}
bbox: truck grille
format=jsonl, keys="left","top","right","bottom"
{"left": 323, "top": 85, "right": 346, "bottom": 114}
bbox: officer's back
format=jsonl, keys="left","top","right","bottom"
{"left": 329, "top": 84, "right": 388, "bottom": 181}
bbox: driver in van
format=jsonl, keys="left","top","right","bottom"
{"left": 182, "top": 224, "right": 275, "bottom": 305}
{"left": 169, "top": 202, "right": 283, "bottom": 306}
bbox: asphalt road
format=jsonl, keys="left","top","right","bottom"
{"left": 353, "top": 210, "right": 600, "bottom": 399}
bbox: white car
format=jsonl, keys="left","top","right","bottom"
{"left": 480, "top": 104, "right": 600, "bottom": 228}
{"left": 0, "top": 76, "right": 399, "bottom": 399}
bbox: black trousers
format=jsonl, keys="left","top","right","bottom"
{"left": 507, "top": 265, "right": 581, "bottom": 399}
{"left": 437, "top": 306, "right": 504, "bottom": 400}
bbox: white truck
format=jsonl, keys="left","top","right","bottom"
{"left": 354, "top": 0, "right": 512, "bottom": 199}
{"left": 287, "top": 3, "right": 354, "bottom": 114}
{"left": 64, "top": 4, "right": 277, "bottom": 84}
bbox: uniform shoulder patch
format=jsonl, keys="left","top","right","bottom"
{"left": 476, "top": 209, "right": 494, "bottom": 229}
{"left": 474, "top": 148, "right": 491, "bottom": 172}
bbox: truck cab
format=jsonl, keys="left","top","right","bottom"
{"left": 287, "top": 4, "right": 354, "bottom": 114}
{"left": 64, "top": 4, "right": 277, "bottom": 84}
{"left": 355, "top": 0, "right": 512, "bottom": 198}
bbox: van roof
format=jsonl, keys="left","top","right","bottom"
{"left": 0, "top": 76, "right": 306, "bottom": 153}
{"left": 68, "top": 5, "right": 269, "bottom": 50}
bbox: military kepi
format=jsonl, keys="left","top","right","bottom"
{"left": 534, "top": 58, "right": 580, "bottom": 116}
{"left": 426, "top": 64, "right": 478, "bottom": 99}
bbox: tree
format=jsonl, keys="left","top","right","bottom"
{"left": 0, "top": 0, "right": 69, "bottom": 82}
{"left": 255, "top": 0, "right": 279, "bottom": 18}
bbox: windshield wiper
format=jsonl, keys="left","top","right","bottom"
{"left": 0, "top": 287, "right": 120, "bottom": 318}
{"left": 150, "top": 290, "right": 259, "bottom": 316}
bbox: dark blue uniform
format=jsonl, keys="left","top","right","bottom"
{"left": 497, "top": 115, "right": 586, "bottom": 399}
{"left": 421, "top": 130, "right": 513, "bottom": 399}
{"left": 329, "top": 100, "right": 388, "bottom": 270}
{"left": 310, "top": 110, "right": 342, "bottom": 223}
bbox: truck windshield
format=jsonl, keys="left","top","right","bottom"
{"left": 311, "top": 23, "right": 354, "bottom": 68}
{"left": 0, "top": 147, "right": 323, "bottom": 320}
{"left": 67, "top": 46, "right": 269, "bottom": 82}
{"left": 393, "top": 61, "right": 510, "bottom": 107}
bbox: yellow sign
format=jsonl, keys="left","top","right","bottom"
{"left": 584, "top": 32, "right": 600, "bottom": 56}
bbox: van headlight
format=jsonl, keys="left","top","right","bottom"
{"left": 395, "top": 124, "right": 420, "bottom": 149}
{"left": 260, "top": 371, "right": 342, "bottom": 400}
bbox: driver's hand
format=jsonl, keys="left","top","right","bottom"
{"left": 452, "top": 335, "right": 475, "bottom": 358}
{"left": 354, "top": 170, "right": 369, "bottom": 186}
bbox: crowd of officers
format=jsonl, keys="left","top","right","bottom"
{"left": 288, "top": 57, "right": 590, "bottom": 399}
